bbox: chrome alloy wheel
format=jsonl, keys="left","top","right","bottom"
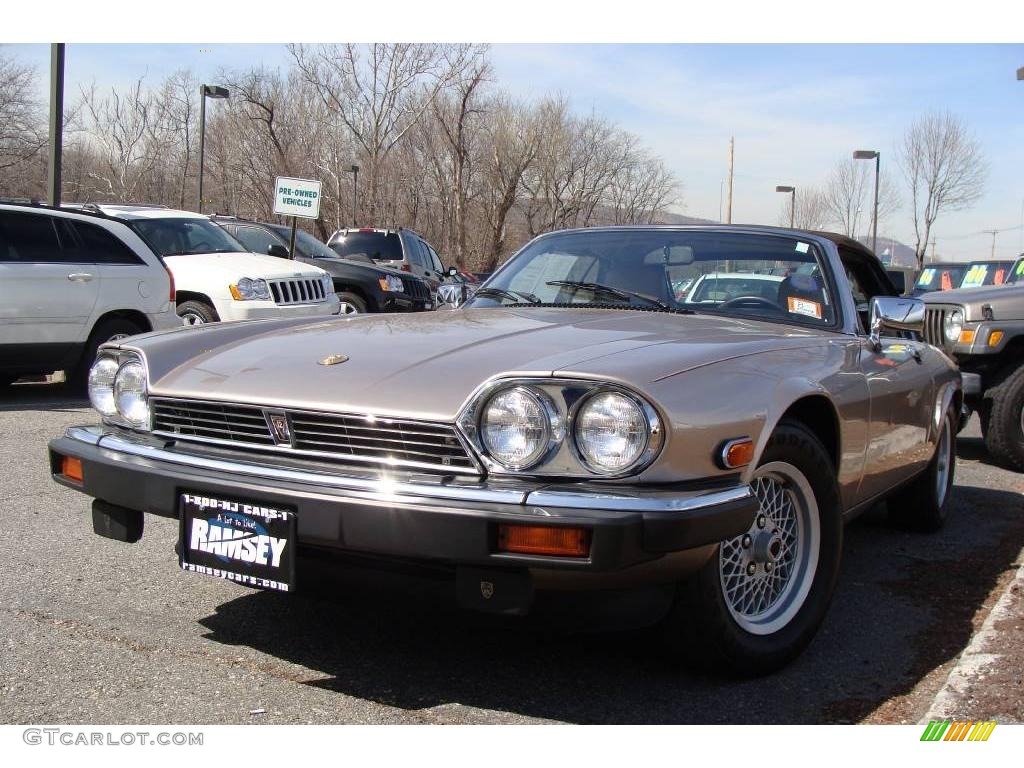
{"left": 719, "top": 461, "right": 821, "bottom": 636}
{"left": 935, "top": 413, "right": 953, "bottom": 506}
{"left": 337, "top": 301, "right": 361, "bottom": 316}
{"left": 180, "top": 312, "right": 206, "bottom": 327}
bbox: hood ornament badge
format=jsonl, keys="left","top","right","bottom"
{"left": 318, "top": 354, "right": 349, "bottom": 366}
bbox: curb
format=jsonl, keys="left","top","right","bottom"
{"left": 923, "top": 544, "right": 1024, "bottom": 721}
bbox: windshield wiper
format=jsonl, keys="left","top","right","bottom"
{"left": 474, "top": 287, "right": 541, "bottom": 304}
{"left": 545, "top": 280, "right": 668, "bottom": 309}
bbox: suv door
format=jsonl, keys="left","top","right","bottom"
{"left": 0, "top": 209, "right": 100, "bottom": 370}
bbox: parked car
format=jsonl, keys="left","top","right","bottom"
{"left": 211, "top": 216, "right": 432, "bottom": 315}
{"left": 0, "top": 201, "right": 178, "bottom": 387}
{"left": 327, "top": 227, "right": 447, "bottom": 299}
{"left": 922, "top": 283, "right": 1024, "bottom": 470}
{"left": 50, "top": 225, "right": 959, "bottom": 676}
{"left": 911, "top": 262, "right": 970, "bottom": 296}
{"left": 958, "top": 259, "right": 1015, "bottom": 289}
{"left": 885, "top": 266, "right": 919, "bottom": 296}
{"left": 76, "top": 205, "right": 340, "bottom": 325}
{"left": 437, "top": 266, "right": 481, "bottom": 306}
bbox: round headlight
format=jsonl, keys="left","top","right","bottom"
{"left": 87, "top": 355, "right": 119, "bottom": 417}
{"left": 481, "top": 387, "right": 555, "bottom": 470}
{"left": 574, "top": 391, "right": 654, "bottom": 473}
{"left": 943, "top": 309, "right": 964, "bottom": 342}
{"left": 113, "top": 361, "right": 149, "bottom": 427}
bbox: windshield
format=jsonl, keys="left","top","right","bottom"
{"left": 330, "top": 231, "right": 403, "bottom": 262}
{"left": 1007, "top": 259, "right": 1024, "bottom": 284}
{"left": 267, "top": 225, "right": 336, "bottom": 259}
{"left": 914, "top": 265, "right": 968, "bottom": 293}
{"left": 960, "top": 261, "right": 1011, "bottom": 288}
{"left": 131, "top": 218, "right": 245, "bottom": 256}
{"left": 468, "top": 229, "right": 837, "bottom": 327}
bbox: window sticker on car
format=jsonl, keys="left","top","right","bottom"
{"left": 994, "top": 268, "right": 1005, "bottom": 285}
{"left": 787, "top": 296, "right": 822, "bottom": 319}
{"left": 1017, "top": 261, "right": 1024, "bottom": 276}
{"left": 917, "top": 268, "right": 935, "bottom": 286}
{"left": 795, "top": 242, "right": 809, "bottom": 253}
{"left": 961, "top": 264, "right": 989, "bottom": 287}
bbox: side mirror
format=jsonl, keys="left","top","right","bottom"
{"left": 885, "top": 270, "right": 906, "bottom": 295}
{"left": 267, "top": 244, "right": 290, "bottom": 259}
{"left": 869, "top": 296, "right": 924, "bottom": 350}
{"left": 437, "top": 283, "right": 464, "bottom": 309}
{"left": 446, "top": 266, "right": 459, "bottom": 277}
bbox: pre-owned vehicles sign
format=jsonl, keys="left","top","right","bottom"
{"left": 273, "top": 176, "right": 322, "bottom": 219}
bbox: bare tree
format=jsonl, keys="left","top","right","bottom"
{"left": 0, "top": 55, "right": 45, "bottom": 175}
{"left": 777, "top": 185, "right": 831, "bottom": 230}
{"left": 897, "top": 111, "right": 987, "bottom": 269}
{"left": 823, "top": 157, "right": 900, "bottom": 238}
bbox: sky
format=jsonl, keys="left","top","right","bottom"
{"left": 5, "top": 42, "right": 1024, "bottom": 261}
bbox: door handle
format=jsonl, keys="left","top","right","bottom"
{"left": 67, "top": 273, "right": 94, "bottom": 282}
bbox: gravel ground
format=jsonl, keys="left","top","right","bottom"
{"left": 1, "top": 381, "right": 1022, "bottom": 724}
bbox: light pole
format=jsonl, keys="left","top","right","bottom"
{"left": 776, "top": 186, "right": 795, "bottom": 228}
{"left": 346, "top": 164, "right": 360, "bottom": 227}
{"left": 197, "top": 84, "right": 229, "bottom": 213}
{"left": 853, "top": 149, "right": 880, "bottom": 254}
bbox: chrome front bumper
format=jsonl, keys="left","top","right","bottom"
{"left": 49, "top": 425, "right": 757, "bottom": 575}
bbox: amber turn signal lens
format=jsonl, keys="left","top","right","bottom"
{"left": 721, "top": 438, "right": 754, "bottom": 469}
{"left": 988, "top": 330, "right": 1004, "bottom": 347}
{"left": 497, "top": 524, "right": 590, "bottom": 557}
{"left": 61, "top": 455, "right": 84, "bottom": 483}
{"left": 958, "top": 329, "right": 976, "bottom": 344}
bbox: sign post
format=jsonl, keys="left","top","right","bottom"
{"left": 273, "top": 176, "right": 322, "bottom": 259}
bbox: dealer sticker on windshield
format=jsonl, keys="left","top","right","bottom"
{"left": 787, "top": 296, "right": 823, "bottom": 319}
{"left": 179, "top": 492, "right": 296, "bottom": 592}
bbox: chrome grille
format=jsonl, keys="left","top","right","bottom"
{"left": 401, "top": 276, "right": 431, "bottom": 301}
{"left": 268, "top": 278, "right": 326, "bottom": 305}
{"left": 150, "top": 398, "right": 478, "bottom": 475}
{"left": 924, "top": 307, "right": 947, "bottom": 348}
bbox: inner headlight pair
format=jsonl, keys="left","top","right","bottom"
{"left": 943, "top": 308, "right": 965, "bottom": 342}
{"left": 88, "top": 354, "right": 149, "bottom": 428}
{"left": 478, "top": 385, "right": 660, "bottom": 475}
{"left": 229, "top": 277, "right": 272, "bottom": 301}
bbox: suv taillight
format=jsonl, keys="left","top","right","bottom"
{"left": 164, "top": 264, "right": 176, "bottom": 301}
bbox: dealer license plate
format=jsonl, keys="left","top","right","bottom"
{"left": 179, "top": 492, "right": 296, "bottom": 592}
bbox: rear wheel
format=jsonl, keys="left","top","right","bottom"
{"left": 888, "top": 402, "right": 957, "bottom": 531}
{"left": 983, "top": 365, "right": 1024, "bottom": 472}
{"left": 177, "top": 300, "right": 218, "bottom": 326}
{"left": 336, "top": 291, "right": 367, "bottom": 315}
{"left": 68, "top": 317, "right": 145, "bottom": 391}
{"left": 661, "top": 420, "right": 843, "bottom": 676}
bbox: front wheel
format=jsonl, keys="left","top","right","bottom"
{"left": 888, "top": 402, "right": 957, "bottom": 531}
{"left": 661, "top": 420, "right": 843, "bottom": 676}
{"left": 336, "top": 291, "right": 367, "bottom": 315}
{"left": 982, "top": 365, "right": 1024, "bottom": 472}
{"left": 177, "top": 300, "right": 218, "bottom": 326}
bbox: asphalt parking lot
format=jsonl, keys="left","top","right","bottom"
{"left": 1, "top": 382, "right": 1022, "bottom": 725}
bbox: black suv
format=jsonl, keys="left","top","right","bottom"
{"left": 211, "top": 216, "right": 432, "bottom": 314}
{"left": 327, "top": 227, "right": 447, "bottom": 300}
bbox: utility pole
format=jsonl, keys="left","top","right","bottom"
{"left": 930, "top": 239, "right": 936, "bottom": 261}
{"left": 725, "top": 137, "right": 734, "bottom": 224}
{"left": 47, "top": 44, "right": 65, "bottom": 207}
{"left": 983, "top": 229, "right": 999, "bottom": 258}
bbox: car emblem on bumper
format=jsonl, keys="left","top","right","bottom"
{"left": 480, "top": 581, "right": 494, "bottom": 599}
{"left": 318, "top": 354, "right": 349, "bottom": 366}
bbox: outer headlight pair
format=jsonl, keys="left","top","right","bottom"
{"left": 476, "top": 384, "right": 661, "bottom": 475}
{"left": 378, "top": 275, "right": 404, "bottom": 292}
{"left": 229, "top": 277, "right": 272, "bottom": 301}
{"left": 943, "top": 308, "right": 965, "bottom": 342}
{"left": 88, "top": 354, "right": 150, "bottom": 429}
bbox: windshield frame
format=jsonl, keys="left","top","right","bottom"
{"left": 469, "top": 227, "right": 846, "bottom": 332}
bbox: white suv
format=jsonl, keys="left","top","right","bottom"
{"left": 0, "top": 202, "right": 179, "bottom": 387}
{"left": 87, "top": 205, "right": 340, "bottom": 325}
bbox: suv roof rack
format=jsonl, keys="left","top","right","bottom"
{"left": 0, "top": 198, "right": 112, "bottom": 220}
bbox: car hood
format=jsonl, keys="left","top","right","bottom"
{"left": 922, "top": 284, "right": 1021, "bottom": 307}
{"left": 309, "top": 256, "right": 419, "bottom": 282}
{"left": 163, "top": 251, "right": 328, "bottom": 281}
{"left": 141, "top": 308, "right": 830, "bottom": 421}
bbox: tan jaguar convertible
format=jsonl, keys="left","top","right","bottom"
{"left": 50, "top": 225, "right": 960, "bottom": 675}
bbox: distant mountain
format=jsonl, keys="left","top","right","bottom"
{"left": 855, "top": 235, "right": 918, "bottom": 268}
